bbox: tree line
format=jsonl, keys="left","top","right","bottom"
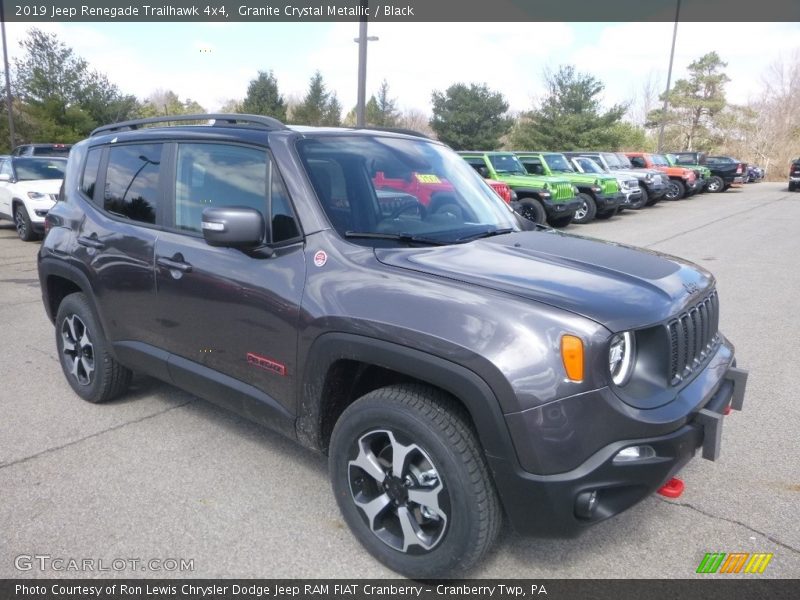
{"left": 2, "top": 28, "right": 798, "bottom": 178}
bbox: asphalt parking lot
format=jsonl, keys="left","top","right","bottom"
{"left": 1, "top": 182, "right": 798, "bottom": 579}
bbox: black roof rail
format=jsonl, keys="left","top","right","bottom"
{"left": 90, "top": 113, "right": 288, "bottom": 137}
{"left": 356, "top": 126, "right": 431, "bottom": 139}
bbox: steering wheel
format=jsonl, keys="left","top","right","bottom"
{"left": 389, "top": 200, "right": 427, "bottom": 220}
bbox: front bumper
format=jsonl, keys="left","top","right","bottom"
{"left": 542, "top": 196, "right": 582, "bottom": 217}
{"left": 622, "top": 189, "right": 643, "bottom": 206}
{"left": 645, "top": 180, "right": 667, "bottom": 197}
{"left": 491, "top": 345, "right": 747, "bottom": 537}
{"left": 595, "top": 192, "right": 623, "bottom": 213}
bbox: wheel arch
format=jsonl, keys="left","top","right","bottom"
{"left": 297, "top": 332, "right": 517, "bottom": 464}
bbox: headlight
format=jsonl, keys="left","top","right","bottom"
{"left": 609, "top": 332, "right": 635, "bottom": 386}
{"left": 645, "top": 173, "right": 653, "bottom": 182}
{"left": 591, "top": 185, "right": 602, "bottom": 193}
{"left": 572, "top": 186, "right": 579, "bottom": 194}
{"left": 542, "top": 182, "right": 549, "bottom": 190}
{"left": 27, "top": 191, "right": 48, "bottom": 199}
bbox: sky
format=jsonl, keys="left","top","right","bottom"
{"left": 4, "top": 21, "right": 800, "bottom": 118}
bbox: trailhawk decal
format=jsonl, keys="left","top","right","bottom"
{"left": 246, "top": 353, "right": 287, "bottom": 376}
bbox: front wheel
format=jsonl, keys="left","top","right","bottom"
{"left": 548, "top": 214, "right": 573, "bottom": 228}
{"left": 572, "top": 193, "right": 597, "bottom": 224}
{"left": 516, "top": 199, "right": 546, "bottom": 224}
{"left": 329, "top": 384, "right": 501, "bottom": 578}
{"left": 707, "top": 176, "right": 725, "bottom": 193}
{"left": 790, "top": 182, "right": 797, "bottom": 192}
{"left": 664, "top": 179, "right": 686, "bottom": 200}
{"left": 14, "top": 204, "right": 37, "bottom": 242}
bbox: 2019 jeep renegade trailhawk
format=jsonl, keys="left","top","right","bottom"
{"left": 38, "top": 114, "right": 748, "bottom": 577}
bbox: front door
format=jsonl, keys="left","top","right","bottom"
{"left": 153, "top": 142, "right": 305, "bottom": 418}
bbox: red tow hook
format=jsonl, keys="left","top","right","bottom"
{"left": 724, "top": 405, "right": 733, "bottom": 415}
{"left": 657, "top": 477, "right": 685, "bottom": 498}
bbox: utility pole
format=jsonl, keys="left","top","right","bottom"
{"left": 354, "top": 0, "right": 378, "bottom": 128}
{"left": 0, "top": 2, "right": 16, "bottom": 149}
{"left": 657, "top": 0, "right": 681, "bottom": 153}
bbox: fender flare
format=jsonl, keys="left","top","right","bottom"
{"left": 297, "top": 332, "right": 519, "bottom": 463}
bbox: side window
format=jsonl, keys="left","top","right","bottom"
{"left": 81, "top": 148, "right": 102, "bottom": 201}
{"left": 104, "top": 144, "right": 163, "bottom": 224}
{"left": 175, "top": 143, "right": 267, "bottom": 235}
{"left": 0, "top": 159, "right": 11, "bottom": 178}
{"left": 269, "top": 166, "right": 300, "bottom": 244}
{"left": 630, "top": 156, "right": 646, "bottom": 168}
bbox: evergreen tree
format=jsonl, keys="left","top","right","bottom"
{"left": 429, "top": 83, "right": 511, "bottom": 150}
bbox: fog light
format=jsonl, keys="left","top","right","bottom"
{"left": 613, "top": 445, "right": 656, "bottom": 464}
{"left": 575, "top": 490, "right": 598, "bottom": 519}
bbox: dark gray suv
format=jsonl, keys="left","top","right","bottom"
{"left": 38, "top": 114, "right": 748, "bottom": 577}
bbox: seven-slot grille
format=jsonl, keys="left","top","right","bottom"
{"left": 552, "top": 181, "right": 575, "bottom": 201}
{"left": 667, "top": 291, "right": 720, "bottom": 385}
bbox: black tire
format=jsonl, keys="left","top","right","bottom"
{"left": 14, "top": 203, "right": 37, "bottom": 242}
{"left": 790, "top": 182, "right": 797, "bottom": 192}
{"left": 628, "top": 188, "right": 647, "bottom": 210}
{"left": 329, "top": 384, "right": 501, "bottom": 578}
{"left": 548, "top": 214, "right": 573, "bottom": 228}
{"left": 55, "top": 292, "right": 132, "bottom": 403}
{"left": 516, "top": 198, "right": 546, "bottom": 225}
{"left": 707, "top": 176, "right": 725, "bottom": 193}
{"left": 572, "top": 193, "right": 597, "bottom": 224}
{"left": 664, "top": 179, "right": 686, "bottom": 200}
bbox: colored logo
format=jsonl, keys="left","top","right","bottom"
{"left": 696, "top": 552, "right": 773, "bottom": 574}
{"left": 313, "top": 250, "right": 328, "bottom": 267}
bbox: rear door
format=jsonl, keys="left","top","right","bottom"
{"left": 152, "top": 141, "right": 305, "bottom": 415}
{"left": 74, "top": 142, "right": 163, "bottom": 356}
{"left": 0, "top": 158, "right": 13, "bottom": 218}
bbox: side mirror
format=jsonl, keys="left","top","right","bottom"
{"left": 201, "top": 207, "right": 264, "bottom": 248}
{"left": 0, "top": 174, "right": 11, "bottom": 183}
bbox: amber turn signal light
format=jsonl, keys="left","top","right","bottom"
{"left": 561, "top": 335, "right": 584, "bottom": 382}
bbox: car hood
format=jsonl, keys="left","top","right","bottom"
{"left": 610, "top": 168, "right": 646, "bottom": 180}
{"left": 498, "top": 174, "right": 571, "bottom": 188}
{"left": 12, "top": 179, "right": 62, "bottom": 195}
{"left": 374, "top": 230, "right": 714, "bottom": 332}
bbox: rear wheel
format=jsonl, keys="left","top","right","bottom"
{"left": 572, "top": 193, "right": 597, "bottom": 224}
{"left": 790, "top": 182, "right": 797, "bottom": 192}
{"left": 664, "top": 179, "right": 686, "bottom": 200}
{"left": 707, "top": 176, "right": 725, "bottom": 193}
{"left": 55, "top": 293, "right": 132, "bottom": 403}
{"left": 516, "top": 199, "right": 546, "bottom": 224}
{"left": 329, "top": 384, "right": 501, "bottom": 578}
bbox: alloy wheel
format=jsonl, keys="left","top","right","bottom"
{"left": 61, "top": 314, "right": 95, "bottom": 386}
{"left": 574, "top": 202, "right": 589, "bottom": 221}
{"left": 348, "top": 429, "right": 449, "bottom": 554}
{"left": 14, "top": 210, "right": 27, "bottom": 239}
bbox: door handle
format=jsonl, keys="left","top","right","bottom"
{"left": 157, "top": 256, "right": 193, "bottom": 273}
{"left": 77, "top": 235, "right": 105, "bottom": 249}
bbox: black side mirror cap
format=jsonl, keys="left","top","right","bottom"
{"left": 201, "top": 207, "right": 264, "bottom": 248}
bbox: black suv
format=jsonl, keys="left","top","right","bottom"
{"left": 38, "top": 114, "right": 748, "bottom": 577}
{"left": 789, "top": 158, "right": 800, "bottom": 191}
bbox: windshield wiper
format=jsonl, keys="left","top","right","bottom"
{"left": 455, "top": 228, "right": 515, "bottom": 242}
{"left": 344, "top": 231, "right": 447, "bottom": 246}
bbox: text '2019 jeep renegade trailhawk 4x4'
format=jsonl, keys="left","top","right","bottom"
{"left": 39, "top": 114, "right": 748, "bottom": 578}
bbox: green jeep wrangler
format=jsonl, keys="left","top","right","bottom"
{"left": 665, "top": 154, "right": 711, "bottom": 193}
{"left": 459, "top": 151, "right": 581, "bottom": 227}
{"left": 515, "top": 152, "right": 623, "bottom": 224}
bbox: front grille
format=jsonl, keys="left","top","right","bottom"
{"left": 553, "top": 182, "right": 575, "bottom": 201}
{"left": 602, "top": 179, "right": 619, "bottom": 195}
{"left": 667, "top": 291, "right": 720, "bottom": 385}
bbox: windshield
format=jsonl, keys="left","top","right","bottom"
{"left": 650, "top": 154, "right": 669, "bottom": 166}
{"left": 297, "top": 136, "right": 519, "bottom": 245}
{"left": 615, "top": 153, "right": 634, "bottom": 168}
{"left": 487, "top": 153, "right": 527, "bottom": 175}
{"left": 542, "top": 153, "right": 575, "bottom": 173}
{"left": 14, "top": 158, "right": 66, "bottom": 181}
{"left": 601, "top": 153, "right": 621, "bottom": 168}
{"left": 574, "top": 157, "right": 604, "bottom": 174}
